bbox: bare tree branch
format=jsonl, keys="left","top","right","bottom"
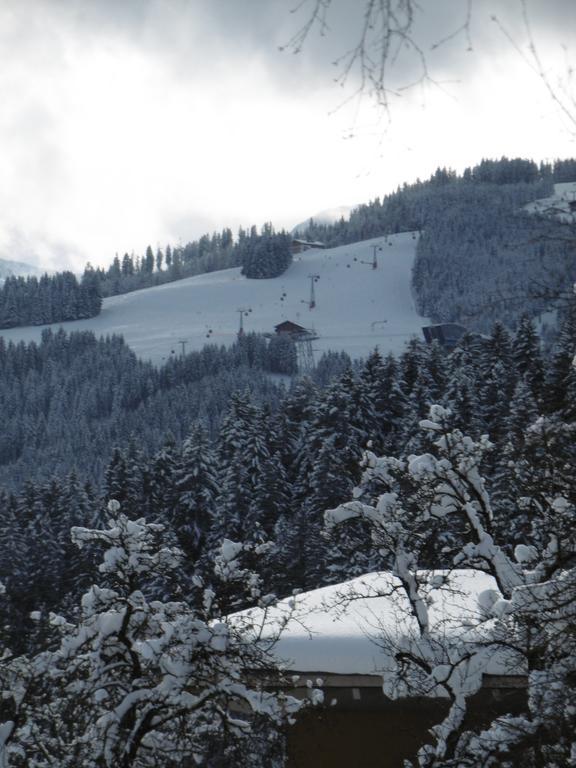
{"left": 282, "top": 0, "right": 474, "bottom": 117}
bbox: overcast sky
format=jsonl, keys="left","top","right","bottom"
{"left": 0, "top": 0, "right": 574, "bottom": 271}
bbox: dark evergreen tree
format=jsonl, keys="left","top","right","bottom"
{"left": 144, "top": 245, "right": 155, "bottom": 274}
{"left": 513, "top": 315, "right": 544, "bottom": 398}
{"left": 240, "top": 224, "right": 293, "bottom": 279}
{"left": 147, "top": 434, "right": 178, "bottom": 518}
{"left": 170, "top": 424, "right": 218, "bottom": 563}
{"left": 266, "top": 334, "right": 298, "bottom": 375}
{"left": 545, "top": 302, "right": 576, "bottom": 413}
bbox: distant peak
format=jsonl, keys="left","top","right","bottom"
{"left": 0, "top": 257, "right": 43, "bottom": 282}
{"left": 291, "top": 205, "right": 356, "bottom": 235}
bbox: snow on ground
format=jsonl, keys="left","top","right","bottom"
{"left": 524, "top": 181, "right": 576, "bottom": 220}
{"left": 243, "top": 570, "right": 516, "bottom": 678}
{"left": 0, "top": 233, "right": 427, "bottom": 365}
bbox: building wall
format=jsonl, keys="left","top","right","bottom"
{"left": 286, "top": 686, "right": 526, "bottom": 768}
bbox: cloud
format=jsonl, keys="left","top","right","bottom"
{"left": 0, "top": 0, "right": 574, "bottom": 272}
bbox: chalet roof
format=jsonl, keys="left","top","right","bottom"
{"left": 238, "top": 570, "right": 521, "bottom": 681}
{"left": 422, "top": 323, "right": 468, "bottom": 346}
{"left": 274, "top": 320, "right": 309, "bottom": 335}
{"left": 291, "top": 239, "right": 326, "bottom": 248}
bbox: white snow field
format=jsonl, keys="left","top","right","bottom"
{"left": 524, "top": 180, "right": 576, "bottom": 220}
{"left": 0, "top": 233, "right": 427, "bottom": 365}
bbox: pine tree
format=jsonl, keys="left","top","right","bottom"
{"left": 513, "top": 315, "right": 544, "bottom": 399}
{"left": 170, "top": 424, "right": 218, "bottom": 563}
{"left": 144, "top": 245, "right": 155, "bottom": 274}
{"left": 442, "top": 368, "right": 483, "bottom": 436}
{"left": 504, "top": 378, "right": 540, "bottom": 446}
{"left": 292, "top": 378, "right": 365, "bottom": 586}
{"left": 147, "top": 434, "right": 178, "bottom": 518}
{"left": 545, "top": 301, "right": 576, "bottom": 413}
{"left": 0, "top": 491, "right": 31, "bottom": 652}
{"left": 359, "top": 351, "right": 407, "bottom": 453}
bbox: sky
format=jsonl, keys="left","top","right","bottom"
{"left": 0, "top": 0, "right": 575, "bottom": 272}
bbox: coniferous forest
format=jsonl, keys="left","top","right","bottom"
{"left": 0, "top": 271, "right": 101, "bottom": 328}
{"left": 3, "top": 158, "right": 573, "bottom": 336}
{"left": 0, "top": 156, "right": 575, "bottom": 767}
{"left": 1, "top": 305, "right": 575, "bottom": 649}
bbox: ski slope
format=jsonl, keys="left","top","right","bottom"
{"left": 524, "top": 181, "right": 576, "bottom": 221}
{"left": 0, "top": 233, "right": 428, "bottom": 365}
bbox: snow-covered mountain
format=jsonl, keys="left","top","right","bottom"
{"left": 0, "top": 257, "right": 42, "bottom": 281}
{"left": 291, "top": 204, "right": 355, "bottom": 234}
{"left": 0, "top": 233, "right": 428, "bottom": 365}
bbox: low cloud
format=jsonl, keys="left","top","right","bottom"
{"left": 0, "top": 0, "right": 573, "bottom": 271}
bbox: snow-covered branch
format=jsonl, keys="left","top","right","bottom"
{"left": 324, "top": 405, "right": 576, "bottom": 767}
{"left": 0, "top": 502, "right": 298, "bottom": 768}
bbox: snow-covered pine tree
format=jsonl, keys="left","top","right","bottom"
{"left": 478, "top": 322, "right": 518, "bottom": 445}
{"left": 359, "top": 350, "right": 408, "bottom": 454}
{"left": 325, "top": 405, "right": 576, "bottom": 768}
{"left": 292, "top": 375, "right": 367, "bottom": 586}
{"left": 170, "top": 424, "right": 218, "bottom": 563}
{"left": 146, "top": 434, "right": 178, "bottom": 519}
{"left": 0, "top": 492, "right": 31, "bottom": 653}
{"left": 104, "top": 443, "right": 147, "bottom": 519}
{"left": 0, "top": 501, "right": 300, "bottom": 767}
{"left": 513, "top": 315, "right": 544, "bottom": 401}
{"left": 545, "top": 301, "right": 576, "bottom": 413}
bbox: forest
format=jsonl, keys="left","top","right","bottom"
{"left": 0, "top": 302, "right": 574, "bottom": 764}
{"left": 0, "top": 307, "right": 574, "bottom": 637}
{"left": 90, "top": 223, "right": 294, "bottom": 299}
{"left": 0, "top": 156, "right": 575, "bottom": 766}
{"left": 3, "top": 158, "right": 573, "bottom": 337}
{"left": 0, "top": 271, "right": 101, "bottom": 329}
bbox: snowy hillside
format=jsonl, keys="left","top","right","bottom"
{"left": 0, "top": 233, "right": 427, "bottom": 365}
{"left": 524, "top": 180, "right": 576, "bottom": 220}
{"left": 0, "top": 257, "right": 42, "bottom": 282}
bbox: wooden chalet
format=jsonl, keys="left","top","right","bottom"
{"left": 274, "top": 320, "right": 310, "bottom": 337}
{"left": 291, "top": 239, "right": 326, "bottom": 255}
{"left": 287, "top": 675, "right": 525, "bottom": 768}
{"left": 240, "top": 571, "right": 527, "bottom": 768}
{"left": 422, "top": 322, "right": 468, "bottom": 350}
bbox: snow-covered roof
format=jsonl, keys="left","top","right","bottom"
{"left": 243, "top": 571, "right": 519, "bottom": 680}
{"left": 291, "top": 239, "right": 326, "bottom": 248}
{"left": 274, "top": 320, "right": 309, "bottom": 334}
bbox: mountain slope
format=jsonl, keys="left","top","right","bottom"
{"left": 0, "top": 233, "right": 427, "bottom": 364}
{"left": 0, "top": 257, "right": 42, "bottom": 281}
{"left": 524, "top": 181, "right": 576, "bottom": 221}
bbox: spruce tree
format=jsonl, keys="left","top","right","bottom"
{"left": 170, "top": 424, "right": 218, "bottom": 563}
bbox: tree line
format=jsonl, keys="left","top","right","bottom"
{"left": 0, "top": 328, "right": 297, "bottom": 489}
{"left": 88, "top": 223, "right": 294, "bottom": 299}
{"left": 0, "top": 271, "right": 101, "bottom": 329}
{"left": 0, "top": 223, "right": 295, "bottom": 330}
{"left": 5, "top": 156, "right": 573, "bottom": 335}
{"left": 298, "top": 156, "right": 576, "bottom": 333}
{"left": 1, "top": 308, "right": 575, "bottom": 649}
{"left": 0, "top": 304, "right": 575, "bottom": 765}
